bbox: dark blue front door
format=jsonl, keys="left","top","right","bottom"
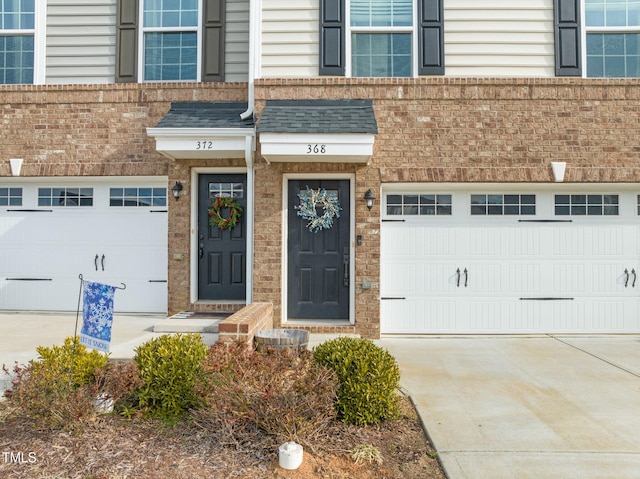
{"left": 198, "top": 174, "right": 247, "bottom": 300}
{"left": 288, "top": 180, "right": 350, "bottom": 320}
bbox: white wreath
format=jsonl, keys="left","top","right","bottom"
{"left": 295, "top": 186, "right": 341, "bottom": 233}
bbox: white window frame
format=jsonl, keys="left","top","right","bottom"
{"left": 345, "top": 0, "right": 418, "bottom": 77}
{"left": 137, "top": 0, "right": 203, "bottom": 83}
{"left": 0, "top": 2, "right": 45, "bottom": 84}
{"left": 582, "top": 0, "right": 640, "bottom": 78}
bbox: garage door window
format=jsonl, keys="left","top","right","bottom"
{"left": 38, "top": 187, "right": 93, "bottom": 207}
{"left": 0, "top": 187, "right": 22, "bottom": 206}
{"left": 386, "top": 194, "right": 451, "bottom": 215}
{"left": 470, "top": 194, "right": 536, "bottom": 215}
{"left": 555, "top": 194, "right": 619, "bottom": 216}
{"left": 110, "top": 187, "right": 167, "bottom": 207}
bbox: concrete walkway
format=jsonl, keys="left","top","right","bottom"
{"left": 0, "top": 312, "right": 218, "bottom": 394}
{"left": 378, "top": 336, "right": 640, "bottom": 479}
{"left": 3, "top": 314, "right": 640, "bottom": 478}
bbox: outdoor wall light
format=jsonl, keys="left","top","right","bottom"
{"left": 364, "top": 188, "right": 375, "bottom": 210}
{"left": 171, "top": 181, "right": 183, "bottom": 201}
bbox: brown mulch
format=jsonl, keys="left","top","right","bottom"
{"left": 0, "top": 396, "right": 445, "bottom": 479}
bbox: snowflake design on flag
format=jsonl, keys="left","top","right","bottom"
{"left": 81, "top": 281, "right": 116, "bottom": 342}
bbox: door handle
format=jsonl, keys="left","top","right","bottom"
{"left": 625, "top": 268, "right": 630, "bottom": 288}
{"left": 94, "top": 254, "right": 99, "bottom": 271}
{"left": 633, "top": 269, "right": 637, "bottom": 288}
{"left": 456, "top": 268, "right": 461, "bottom": 287}
{"left": 199, "top": 243, "right": 204, "bottom": 260}
{"left": 101, "top": 254, "right": 105, "bottom": 271}
{"left": 343, "top": 248, "right": 349, "bottom": 287}
{"left": 464, "top": 268, "right": 468, "bottom": 288}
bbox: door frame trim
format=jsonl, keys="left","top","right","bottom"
{"left": 190, "top": 167, "right": 251, "bottom": 304}
{"left": 282, "top": 173, "right": 356, "bottom": 325}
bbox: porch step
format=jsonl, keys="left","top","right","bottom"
{"left": 153, "top": 312, "right": 228, "bottom": 334}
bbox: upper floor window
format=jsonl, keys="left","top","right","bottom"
{"left": 116, "top": 0, "right": 224, "bottom": 83}
{"left": 350, "top": 0, "right": 413, "bottom": 77}
{"left": 585, "top": 0, "right": 640, "bottom": 77}
{"left": 319, "top": 0, "right": 443, "bottom": 77}
{"left": 142, "top": 0, "right": 199, "bottom": 81}
{"left": 0, "top": 0, "right": 34, "bottom": 84}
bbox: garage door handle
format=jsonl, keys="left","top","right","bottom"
{"left": 633, "top": 269, "right": 637, "bottom": 288}
{"left": 625, "top": 269, "right": 630, "bottom": 287}
{"left": 94, "top": 254, "right": 99, "bottom": 271}
{"left": 101, "top": 254, "right": 105, "bottom": 271}
{"left": 456, "top": 268, "right": 461, "bottom": 287}
{"left": 464, "top": 268, "right": 468, "bottom": 287}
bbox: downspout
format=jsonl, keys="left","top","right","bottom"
{"left": 242, "top": 0, "right": 259, "bottom": 303}
{"left": 245, "top": 135, "right": 254, "bottom": 304}
{"left": 240, "top": 0, "right": 259, "bottom": 121}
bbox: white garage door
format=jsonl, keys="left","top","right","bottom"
{"left": 0, "top": 179, "right": 168, "bottom": 313}
{"left": 381, "top": 185, "right": 640, "bottom": 334}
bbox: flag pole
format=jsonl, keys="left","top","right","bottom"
{"left": 69, "top": 274, "right": 84, "bottom": 385}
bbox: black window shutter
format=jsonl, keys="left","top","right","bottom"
{"left": 115, "top": 0, "right": 138, "bottom": 83}
{"left": 418, "top": 0, "right": 444, "bottom": 75}
{"left": 319, "top": 0, "right": 345, "bottom": 75}
{"left": 554, "top": 0, "right": 582, "bottom": 76}
{"left": 203, "top": 0, "right": 225, "bottom": 82}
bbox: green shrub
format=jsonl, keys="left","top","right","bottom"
{"left": 312, "top": 337, "right": 401, "bottom": 426}
{"left": 133, "top": 333, "right": 207, "bottom": 420}
{"left": 34, "top": 336, "right": 109, "bottom": 387}
{"left": 198, "top": 342, "right": 338, "bottom": 446}
{"left": 3, "top": 336, "right": 109, "bottom": 428}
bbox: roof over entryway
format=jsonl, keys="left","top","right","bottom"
{"left": 147, "top": 102, "right": 255, "bottom": 160}
{"left": 257, "top": 99, "right": 377, "bottom": 163}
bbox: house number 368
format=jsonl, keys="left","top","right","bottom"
{"left": 306, "top": 144, "right": 326, "bottom": 154}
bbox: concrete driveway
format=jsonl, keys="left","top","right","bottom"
{"left": 378, "top": 336, "right": 640, "bottom": 479}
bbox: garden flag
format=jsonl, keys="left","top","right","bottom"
{"left": 79, "top": 281, "right": 116, "bottom": 353}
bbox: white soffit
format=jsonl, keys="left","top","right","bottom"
{"left": 259, "top": 133, "right": 375, "bottom": 163}
{"left": 146, "top": 128, "right": 254, "bottom": 160}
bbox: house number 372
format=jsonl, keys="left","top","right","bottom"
{"left": 306, "top": 144, "right": 326, "bottom": 154}
{"left": 195, "top": 141, "right": 214, "bottom": 150}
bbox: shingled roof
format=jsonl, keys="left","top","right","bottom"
{"left": 256, "top": 99, "right": 378, "bottom": 134}
{"left": 154, "top": 102, "right": 254, "bottom": 129}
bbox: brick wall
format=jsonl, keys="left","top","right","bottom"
{"left": 253, "top": 77, "right": 640, "bottom": 338}
{"left": 0, "top": 82, "right": 247, "bottom": 178}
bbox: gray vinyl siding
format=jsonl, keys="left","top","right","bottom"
{"left": 262, "top": 0, "right": 319, "bottom": 77}
{"left": 46, "top": 0, "right": 117, "bottom": 84}
{"left": 262, "top": 0, "right": 555, "bottom": 78}
{"left": 444, "top": 0, "right": 555, "bottom": 77}
{"left": 45, "top": 0, "right": 248, "bottom": 85}
{"left": 225, "top": 0, "right": 250, "bottom": 82}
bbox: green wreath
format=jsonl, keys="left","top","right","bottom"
{"left": 208, "top": 196, "right": 243, "bottom": 231}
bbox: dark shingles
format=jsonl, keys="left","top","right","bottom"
{"left": 154, "top": 102, "right": 254, "bottom": 129}
{"left": 256, "top": 99, "right": 378, "bottom": 134}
